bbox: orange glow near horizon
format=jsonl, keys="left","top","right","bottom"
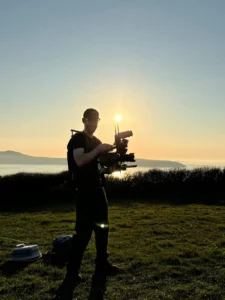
{"left": 1, "top": 106, "right": 225, "bottom": 162}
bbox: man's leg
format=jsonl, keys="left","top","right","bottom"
{"left": 94, "top": 187, "right": 109, "bottom": 262}
{"left": 94, "top": 223, "right": 109, "bottom": 263}
{"left": 93, "top": 187, "right": 119, "bottom": 275}
{"left": 66, "top": 225, "right": 92, "bottom": 278}
{"left": 56, "top": 225, "right": 91, "bottom": 299}
{"left": 66, "top": 191, "right": 93, "bottom": 279}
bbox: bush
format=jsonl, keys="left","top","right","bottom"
{"left": 0, "top": 167, "right": 225, "bottom": 209}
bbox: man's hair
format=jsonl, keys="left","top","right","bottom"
{"left": 83, "top": 108, "right": 99, "bottom": 119}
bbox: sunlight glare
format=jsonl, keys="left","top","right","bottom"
{"left": 112, "top": 170, "right": 124, "bottom": 178}
{"left": 115, "top": 114, "right": 122, "bottom": 122}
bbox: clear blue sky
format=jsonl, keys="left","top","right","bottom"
{"left": 1, "top": 0, "right": 225, "bottom": 161}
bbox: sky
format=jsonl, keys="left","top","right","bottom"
{"left": 1, "top": 0, "right": 225, "bottom": 162}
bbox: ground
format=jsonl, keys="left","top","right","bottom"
{"left": 1, "top": 200, "right": 225, "bottom": 300}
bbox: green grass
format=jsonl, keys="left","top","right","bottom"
{"left": 1, "top": 201, "right": 225, "bottom": 299}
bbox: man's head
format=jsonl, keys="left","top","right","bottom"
{"left": 82, "top": 108, "right": 100, "bottom": 135}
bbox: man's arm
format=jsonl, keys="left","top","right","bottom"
{"left": 73, "top": 145, "right": 112, "bottom": 167}
{"left": 72, "top": 133, "right": 113, "bottom": 167}
{"left": 73, "top": 144, "right": 113, "bottom": 167}
{"left": 73, "top": 147, "right": 99, "bottom": 167}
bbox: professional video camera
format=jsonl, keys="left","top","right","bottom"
{"left": 98, "top": 125, "right": 137, "bottom": 175}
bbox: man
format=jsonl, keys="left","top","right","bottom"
{"left": 65, "top": 108, "right": 119, "bottom": 283}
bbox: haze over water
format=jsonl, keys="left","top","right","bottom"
{"left": 1, "top": 160, "right": 224, "bottom": 177}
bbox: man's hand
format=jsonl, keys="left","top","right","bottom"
{"left": 96, "top": 143, "right": 113, "bottom": 155}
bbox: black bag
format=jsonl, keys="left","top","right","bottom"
{"left": 42, "top": 235, "right": 75, "bottom": 267}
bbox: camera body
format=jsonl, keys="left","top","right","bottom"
{"left": 98, "top": 130, "right": 137, "bottom": 174}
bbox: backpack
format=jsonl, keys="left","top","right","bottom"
{"left": 42, "top": 234, "right": 75, "bottom": 267}
{"left": 52, "top": 235, "right": 74, "bottom": 257}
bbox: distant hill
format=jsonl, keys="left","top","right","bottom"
{"left": 134, "top": 158, "right": 185, "bottom": 168}
{"left": 0, "top": 150, "right": 186, "bottom": 168}
{"left": 0, "top": 151, "right": 66, "bottom": 165}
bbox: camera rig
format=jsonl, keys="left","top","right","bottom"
{"left": 98, "top": 124, "right": 137, "bottom": 175}
{"left": 70, "top": 125, "right": 137, "bottom": 175}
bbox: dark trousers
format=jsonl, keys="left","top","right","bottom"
{"left": 66, "top": 186, "right": 109, "bottom": 277}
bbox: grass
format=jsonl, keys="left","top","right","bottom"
{"left": 1, "top": 201, "right": 225, "bottom": 299}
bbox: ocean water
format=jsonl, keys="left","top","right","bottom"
{"left": 0, "top": 164, "right": 68, "bottom": 176}
{"left": 0, "top": 161, "right": 224, "bottom": 177}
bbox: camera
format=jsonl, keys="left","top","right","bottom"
{"left": 98, "top": 129, "right": 137, "bottom": 174}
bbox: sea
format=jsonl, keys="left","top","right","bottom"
{"left": 0, "top": 160, "right": 225, "bottom": 178}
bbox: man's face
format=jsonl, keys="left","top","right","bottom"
{"left": 84, "top": 115, "right": 100, "bottom": 134}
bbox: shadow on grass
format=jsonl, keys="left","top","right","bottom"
{"left": 0, "top": 197, "right": 134, "bottom": 213}
{"left": 0, "top": 260, "right": 30, "bottom": 276}
{"left": 1, "top": 195, "right": 225, "bottom": 214}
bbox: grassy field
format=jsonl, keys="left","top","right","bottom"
{"left": 1, "top": 201, "right": 225, "bottom": 300}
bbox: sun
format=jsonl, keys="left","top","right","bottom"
{"left": 112, "top": 171, "right": 124, "bottom": 178}
{"left": 115, "top": 114, "right": 122, "bottom": 122}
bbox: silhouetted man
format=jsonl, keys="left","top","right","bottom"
{"left": 64, "top": 108, "right": 119, "bottom": 284}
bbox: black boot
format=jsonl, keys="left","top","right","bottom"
{"left": 66, "top": 253, "right": 82, "bottom": 279}
{"left": 56, "top": 272, "right": 85, "bottom": 299}
{"left": 95, "top": 257, "right": 120, "bottom": 276}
